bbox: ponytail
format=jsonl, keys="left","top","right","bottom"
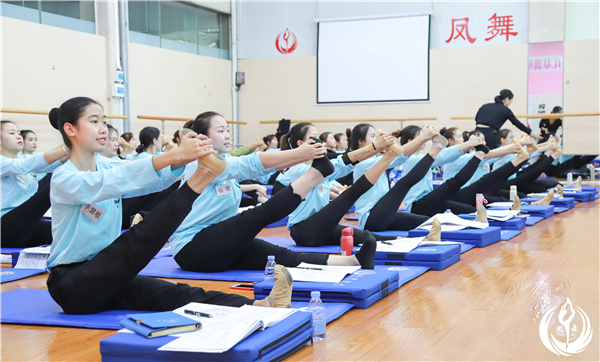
{"left": 137, "top": 126, "right": 160, "bottom": 154}
{"left": 280, "top": 122, "right": 313, "bottom": 151}
{"left": 494, "top": 89, "right": 514, "bottom": 103}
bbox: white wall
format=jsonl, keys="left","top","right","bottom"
{"left": 1, "top": 17, "right": 107, "bottom": 152}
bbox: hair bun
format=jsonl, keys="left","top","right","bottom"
{"left": 49, "top": 108, "right": 60, "bottom": 130}
{"left": 345, "top": 128, "right": 352, "bottom": 139}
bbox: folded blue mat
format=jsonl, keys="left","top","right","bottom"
{"left": 261, "top": 237, "right": 340, "bottom": 254}
{"left": 101, "top": 310, "right": 313, "bottom": 362}
{"left": 500, "top": 229, "right": 521, "bottom": 241}
{"left": 375, "top": 253, "right": 459, "bottom": 271}
{"left": 370, "top": 229, "right": 410, "bottom": 238}
{"left": 553, "top": 206, "right": 571, "bottom": 214}
{"left": 1, "top": 268, "right": 46, "bottom": 283}
{"left": 254, "top": 265, "right": 428, "bottom": 309}
{"left": 459, "top": 214, "right": 527, "bottom": 231}
{"left": 139, "top": 257, "right": 265, "bottom": 282}
{"left": 0, "top": 248, "right": 24, "bottom": 255}
{"left": 1, "top": 288, "right": 351, "bottom": 331}
{"left": 525, "top": 216, "right": 545, "bottom": 226}
{"left": 408, "top": 226, "right": 502, "bottom": 247}
{"left": 521, "top": 197, "right": 575, "bottom": 209}
{"left": 376, "top": 244, "right": 460, "bottom": 262}
{"left": 488, "top": 204, "right": 554, "bottom": 218}
{"left": 563, "top": 191, "right": 596, "bottom": 202}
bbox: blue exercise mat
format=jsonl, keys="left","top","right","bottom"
{"left": 261, "top": 237, "right": 341, "bottom": 254}
{"left": 0, "top": 248, "right": 24, "bottom": 255}
{"left": 375, "top": 252, "right": 460, "bottom": 271}
{"left": 254, "top": 265, "right": 428, "bottom": 309}
{"left": 376, "top": 243, "right": 460, "bottom": 262}
{"left": 553, "top": 206, "right": 572, "bottom": 214}
{"left": 521, "top": 197, "right": 575, "bottom": 209}
{"left": 459, "top": 214, "right": 527, "bottom": 231}
{"left": 139, "top": 257, "right": 265, "bottom": 282}
{"left": 563, "top": 191, "right": 596, "bottom": 202}
{"left": 101, "top": 310, "right": 313, "bottom": 362}
{"left": 500, "top": 229, "right": 521, "bottom": 241}
{"left": 488, "top": 204, "right": 554, "bottom": 218}
{"left": 1, "top": 288, "right": 351, "bottom": 331}
{"left": 408, "top": 226, "right": 502, "bottom": 247}
{"left": 525, "top": 216, "right": 545, "bottom": 226}
{"left": 370, "top": 229, "right": 410, "bottom": 238}
{"left": 1, "top": 268, "right": 46, "bottom": 283}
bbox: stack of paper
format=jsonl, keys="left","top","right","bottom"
{"left": 376, "top": 237, "right": 462, "bottom": 253}
{"left": 468, "top": 209, "right": 520, "bottom": 222}
{"left": 486, "top": 202, "right": 515, "bottom": 208}
{"left": 286, "top": 263, "right": 360, "bottom": 283}
{"left": 527, "top": 193, "right": 561, "bottom": 199}
{"left": 157, "top": 303, "right": 296, "bottom": 353}
{"left": 417, "top": 213, "right": 488, "bottom": 231}
{"left": 14, "top": 245, "right": 51, "bottom": 269}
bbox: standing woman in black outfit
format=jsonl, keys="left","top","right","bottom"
{"left": 475, "top": 89, "right": 541, "bottom": 149}
{"left": 539, "top": 106, "right": 563, "bottom": 142}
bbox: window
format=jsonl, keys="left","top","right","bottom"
{"left": 128, "top": 1, "right": 230, "bottom": 60}
{"left": 1, "top": 0, "right": 96, "bottom": 34}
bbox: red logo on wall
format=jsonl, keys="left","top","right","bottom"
{"left": 275, "top": 28, "right": 297, "bottom": 54}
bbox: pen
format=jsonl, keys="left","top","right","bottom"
{"left": 184, "top": 310, "right": 213, "bottom": 318}
{"left": 381, "top": 241, "right": 393, "bottom": 245}
{"left": 298, "top": 267, "right": 323, "bottom": 271}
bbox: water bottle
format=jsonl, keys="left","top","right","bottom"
{"left": 588, "top": 164, "right": 595, "bottom": 181}
{"left": 264, "top": 255, "right": 275, "bottom": 280}
{"left": 509, "top": 185, "right": 517, "bottom": 201}
{"left": 567, "top": 172, "right": 573, "bottom": 185}
{"left": 340, "top": 227, "right": 354, "bottom": 256}
{"left": 308, "top": 291, "right": 326, "bottom": 342}
{"left": 476, "top": 193, "right": 485, "bottom": 207}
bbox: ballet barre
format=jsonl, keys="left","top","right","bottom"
{"left": 1, "top": 108, "right": 128, "bottom": 119}
{"left": 451, "top": 112, "right": 600, "bottom": 120}
{"left": 260, "top": 117, "right": 437, "bottom": 130}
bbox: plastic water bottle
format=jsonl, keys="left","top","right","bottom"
{"left": 567, "top": 172, "right": 573, "bottom": 185}
{"left": 264, "top": 255, "right": 275, "bottom": 280}
{"left": 509, "top": 185, "right": 517, "bottom": 201}
{"left": 308, "top": 291, "right": 326, "bottom": 342}
{"left": 340, "top": 227, "right": 354, "bottom": 256}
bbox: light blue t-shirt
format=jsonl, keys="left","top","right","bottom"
{"left": 352, "top": 154, "right": 409, "bottom": 229}
{"left": 403, "top": 146, "right": 463, "bottom": 212}
{"left": 275, "top": 169, "right": 292, "bottom": 186}
{"left": 169, "top": 153, "right": 274, "bottom": 256}
{"left": 1, "top": 153, "right": 62, "bottom": 216}
{"left": 442, "top": 152, "right": 494, "bottom": 188}
{"left": 493, "top": 148, "right": 540, "bottom": 180}
{"left": 47, "top": 156, "right": 182, "bottom": 269}
{"left": 285, "top": 156, "right": 354, "bottom": 228}
{"left": 258, "top": 148, "right": 280, "bottom": 184}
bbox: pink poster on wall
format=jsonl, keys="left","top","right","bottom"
{"left": 527, "top": 42, "right": 564, "bottom": 133}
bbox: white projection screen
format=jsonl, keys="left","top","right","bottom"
{"left": 317, "top": 15, "right": 430, "bottom": 104}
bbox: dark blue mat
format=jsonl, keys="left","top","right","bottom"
{"left": 265, "top": 216, "right": 288, "bottom": 228}
{"left": 370, "top": 229, "right": 410, "bottom": 238}
{"left": 262, "top": 237, "right": 341, "bottom": 254}
{"left": 408, "top": 227, "right": 502, "bottom": 247}
{"left": 525, "top": 216, "right": 545, "bottom": 226}
{"left": 521, "top": 197, "right": 575, "bottom": 209}
{"left": 101, "top": 310, "right": 313, "bottom": 362}
{"left": 500, "top": 229, "right": 521, "bottom": 241}
{"left": 488, "top": 204, "right": 554, "bottom": 218}
{"left": 459, "top": 214, "right": 526, "bottom": 231}
{"left": 553, "top": 206, "right": 571, "bottom": 214}
{"left": 375, "top": 252, "right": 460, "bottom": 271}
{"left": 1, "top": 268, "right": 46, "bottom": 283}
{"left": 1, "top": 248, "right": 24, "bottom": 255}
{"left": 139, "top": 257, "right": 265, "bottom": 282}
{"left": 1, "top": 288, "right": 351, "bottom": 330}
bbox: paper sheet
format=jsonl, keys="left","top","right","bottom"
{"left": 286, "top": 263, "right": 360, "bottom": 283}
{"left": 14, "top": 246, "right": 51, "bottom": 269}
{"left": 416, "top": 213, "right": 488, "bottom": 231}
{"left": 486, "top": 202, "right": 515, "bottom": 208}
{"left": 468, "top": 209, "right": 520, "bottom": 222}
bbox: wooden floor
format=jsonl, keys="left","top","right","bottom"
{"left": 1, "top": 193, "right": 599, "bottom": 361}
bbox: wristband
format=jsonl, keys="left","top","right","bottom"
{"left": 372, "top": 143, "right": 376, "bottom": 150}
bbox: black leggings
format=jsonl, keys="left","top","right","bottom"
{"left": 475, "top": 126, "right": 499, "bottom": 149}
{"left": 289, "top": 176, "right": 396, "bottom": 247}
{"left": 1, "top": 174, "right": 52, "bottom": 247}
{"left": 451, "top": 160, "right": 519, "bottom": 205}
{"left": 46, "top": 183, "right": 253, "bottom": 315}
{"left": 411, "top": 156, "right": 481, "bottom": 216}
{"left": 121, "top": 182, "right": 179, "bottom": 228}
{"left": 500, "top": 155, "right": 557, "bottom": 193}
{"left": 545, "top": 155, "right": 597, "bottom": 177}
{"left": 271, "top": 180, "right": 286, "bottom": 195}
{"left": 175, "top": 186, "right": 328, "bottom": 272}
{"left": 365, "top": 155, "right": 434, "bottom": 231}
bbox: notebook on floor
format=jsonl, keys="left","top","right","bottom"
{"left": 101, "top": 310, "right": 313, "bottom": 362}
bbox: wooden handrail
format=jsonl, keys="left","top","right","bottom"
{"left": 452, "top": 112, "right": 600, "bottom": 120}
{"left": 138, "top": 115, "right": 247, "bottom": 125}
{"left": 259, "top": 117, "right": 436, "bottom": 124}
{"left": 1, "top": 108, "right": 128, "bottom": 119}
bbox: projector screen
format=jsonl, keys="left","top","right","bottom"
{"left": 317, "top": 15, "right": 430, "bottom": 104}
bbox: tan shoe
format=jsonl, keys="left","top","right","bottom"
{"left": 423, "top": 217, "right": 441, "bottom": 241}
{"left": 532, "top": 189, "right": 554, "bottom": 205}
{"left": 198, "top": 151, "right": 227, "bottom": 176}
{"left": 510, "top": 195, "right": 521, "bottom": 211}
{"left": 556, "top": 184, "right": 564, "bottom": 197}
{"left": 130, "top": 213, "right": 143, "bottom": 227}
{"left": 433, "top": 134, "right": 449, "bottom": 148}
{"left": 270, "top": 265, "right": 293, "bottom": 308}
{"left": 475, "top": 203, "right": 488, "bottom": 223}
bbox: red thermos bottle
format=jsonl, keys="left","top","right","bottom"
{"left": 340, "top": 227, "right": 354, "bottom": 256}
